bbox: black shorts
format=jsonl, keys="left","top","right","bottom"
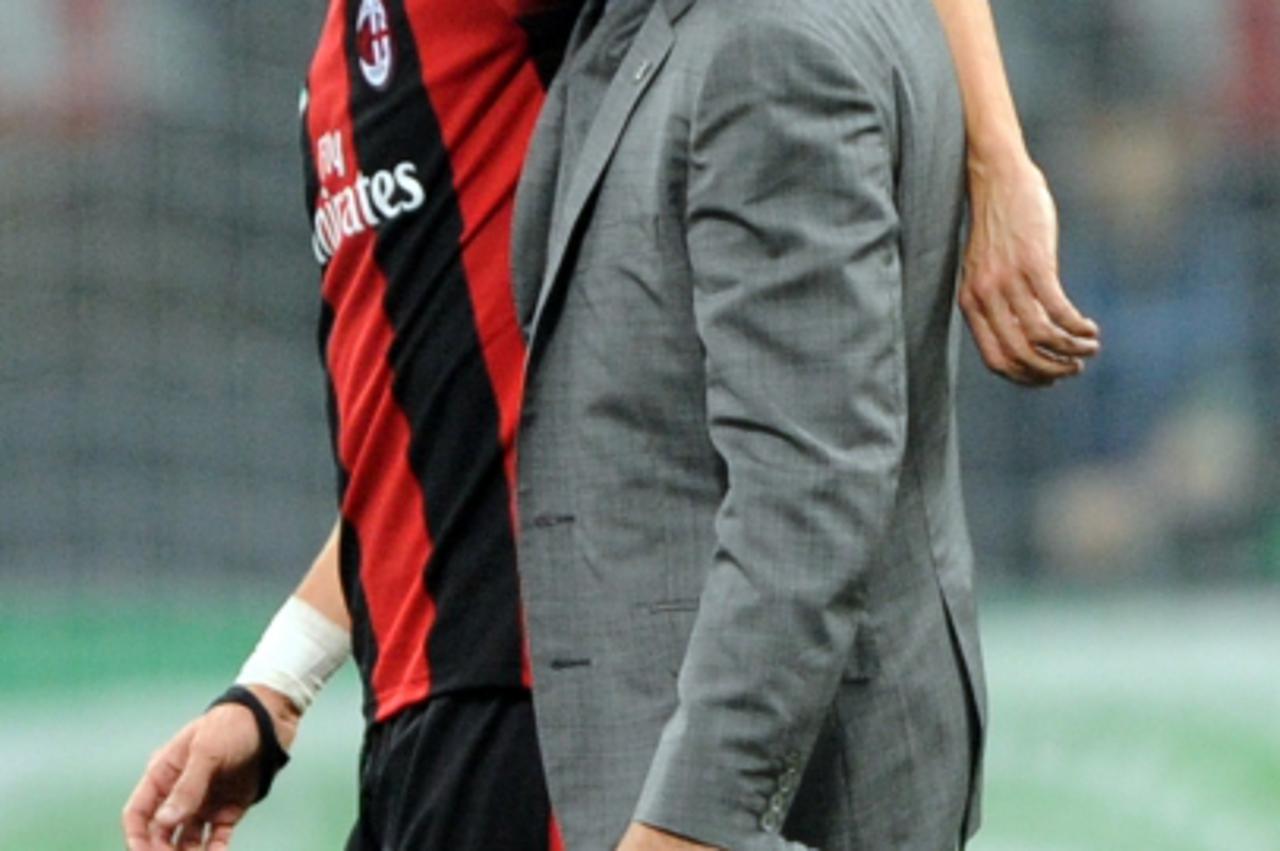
{"left": 345, "top": 688, "right": 557, "bottom": 851}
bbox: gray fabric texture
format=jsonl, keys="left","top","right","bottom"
{"left": 512, "top": 0, "right": 986, "bottom": 847}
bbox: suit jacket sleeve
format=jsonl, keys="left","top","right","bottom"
{"left": 633, "top": 15, "right": 906, "bottom": 850}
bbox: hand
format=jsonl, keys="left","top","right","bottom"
{"left": 617, "top": 822, "right": 721, "bottom": 851}
{"left": 121, "top": 686, "right": 299, "bottom": 851}
{"left": 958, "top": 154, "right": 1100, "bottom": 386}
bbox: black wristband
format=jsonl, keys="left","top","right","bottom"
{"left": 208, "top": 685, "right": 291, "bottom": 802}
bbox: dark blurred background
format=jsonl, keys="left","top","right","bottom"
{"left": 1, "top": 2, "right": 1277, "bottom": 849}
{"left": 965, "top": 0, "right": 1280, "bottom": 586}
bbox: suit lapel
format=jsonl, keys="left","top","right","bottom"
{"left": 511, "top": 70, "right": 568, "bottom": 333}
{"left": 525, "top": 1, "right": 675, "bottom": 349}
{"left": 511, "top": 0, "right": 615, "bottom": 333}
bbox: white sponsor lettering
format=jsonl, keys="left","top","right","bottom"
{"left": 317, "top": 130, "right": 345, "bottom": 180}
{"left": 394, "top": 162, "right": 425, "bottom": 212}
{"left": 370, "top": 169, "right": 398, "bottom": 219}
{"left": 311, "top": 159, "right": 426, "bottom": 266}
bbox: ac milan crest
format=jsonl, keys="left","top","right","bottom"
{"left": 356, "top": 0, "right": 394, "bottom": 90}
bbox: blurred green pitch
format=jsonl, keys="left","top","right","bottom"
{"left": 2, "top": 592, "right": 1277, "bottom": 850}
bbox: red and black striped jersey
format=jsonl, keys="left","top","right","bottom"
{"left": 301, "top": 0, "right": 577, "bottom": 723}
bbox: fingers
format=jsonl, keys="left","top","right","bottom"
{"left": 205, "top": 805, "right": 245, "bottom": 851}
{"left": 155, "top": 752, "right": 219, "bottom": 834}
{"left": 139, "top": 799, "right": 240, "bottom": 851}
{"left": 960, "top": 265, "right": 1105, "bottom": 385}
{"left": 207, "top": 824, "right": 236, "bottom": 851}
{"left": 123, "top": 769, "right": 167, "bottom": 849}
{"left": 124, "top": 713, "right": 260, "bottom": 851}
{"left": 959, "top": 293, "right": 1028, "bottom": 384}
{"left": 988, "top": 294, "right": 1081, "bottom": 381}
{"left": 960, "top": 282, "right": 1064, "bottom": 385}
{"left": 1007, "top": 283, "right": 1099, "bottom": 360}
{"left": 175, "top": 818, "right": 207, "bottom": 851}
{"left": 1034, "top": 274, "right": 1100, "bottom": 340}
{"left": 124, "top": 733, "right": 191, "bottom": 851}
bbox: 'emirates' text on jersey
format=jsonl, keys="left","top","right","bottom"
{"left": 302, "top": 0, "right": 574, "bottom": 723}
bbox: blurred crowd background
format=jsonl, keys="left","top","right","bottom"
{"left": 968, "top": 0, "right": 1280, "bottom": 586}
{"left": 2, "top": 0, "right": 1277, "bottom": 592}
{"left": 1, "top": 2, "right": 1277, "bottom": 849}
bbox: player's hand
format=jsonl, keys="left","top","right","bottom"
{"left": 121, "top": 687, "right": 299, "bottom": 851}
{"left": 616, "top": 822, "right": 720, "bottom": 851}
{"left": 958, "top": 154, "right": 1100, "bottom": 386}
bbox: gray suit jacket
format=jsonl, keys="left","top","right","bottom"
{"left": 513, "top": 0, "right": 986, "bottom": 848}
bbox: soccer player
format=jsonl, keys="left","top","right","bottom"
{"left": 124, "top": 2, "right": 579, "bottom": 848}
{"left": 121, "top": 1, "right": 1098, "bottom": 849}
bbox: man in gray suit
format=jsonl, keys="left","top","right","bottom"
{"left": 513, "top": 0, "right": 984, "bottom": 847}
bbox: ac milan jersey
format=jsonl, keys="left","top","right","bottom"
{"left": 301, "top": 0, "right": 576, "bottom": 722}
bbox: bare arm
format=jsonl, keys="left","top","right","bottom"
{"left": 293, "top": 519, "right": 350, "bottom": 633}
{"left": 934, "top": 0, "right": 1026, "bottom": 162}
{"left": 933, "top": 0, "right": 1101, "bottom": 385}
{"left": 122, "top": 519, "right": 348, "bottom": 851}
{"left": 246, "top": 516, "right": 349, "bottom": 734}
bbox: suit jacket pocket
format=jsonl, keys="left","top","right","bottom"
{"left": 646, "top": 597, "right": 700, "bottom": 680}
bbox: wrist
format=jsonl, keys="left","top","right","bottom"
{"left": 961, "top": 97, "right": 1029, "bottom": 168}
{"left": 236, "top": 595, "right": 351, "bottom": 715}
{"left": 245, "top": 683, "right": 302, "bottom": 750}
{"left": 967, "top": 145, "right": 1044, "bottom": 191}
{"left": 208, "top": 685, "right": 293, "bottom": 802}
{"left": 968, "top": 129, "right": 1026, "bottom": 164}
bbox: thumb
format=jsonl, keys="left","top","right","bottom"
{"left": 154, "top": 754, "right": 217, "bottom": 829}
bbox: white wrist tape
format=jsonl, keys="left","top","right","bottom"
{"left": 236, "top": 596, "right": 351, "bottom": 713}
